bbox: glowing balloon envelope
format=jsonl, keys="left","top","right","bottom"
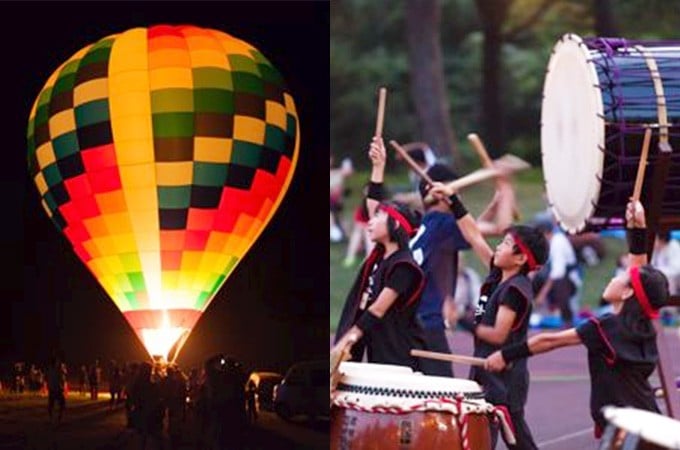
{"left": 27, "top": 25, "right": 299, "bottom": 361}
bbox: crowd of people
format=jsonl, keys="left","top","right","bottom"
{"left": 3, "top": 353, "right": 257, "bottom": 449}
{"left": 330, "top": 136, "right": 676, "bottom": 449}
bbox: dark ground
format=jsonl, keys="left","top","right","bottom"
{"left": 0, "top": 393, "right": 328, "bottom": 450}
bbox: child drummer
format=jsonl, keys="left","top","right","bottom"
{"left": 332, "top": 136, "right": 426, "bottom": 369}
{"left": 486, "top": 199, "right": 669, "bottom": 440}
{"left": 428, "top": 182, "right": 549, "bottom": 450}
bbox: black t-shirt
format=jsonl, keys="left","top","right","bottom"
{"left": 576, "top": 314, "right": 660, "bottom": 432}
{"left": 471, "top": 265, "right": 533, "bottom": 411}
{"left": 359, "top": 249, "right": 427, "bottom": 369}
{"left": 385, "top": 264, "right": 419, "bottom": 298}
{"left": 499, "top": 287, "right": 526, "bottom": 318}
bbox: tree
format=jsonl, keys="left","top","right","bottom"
{"left": 405, "top": 0, "right": 461, "bottom": 168}
{"left": 593, "top": 0, "right": 618, "bottom": 36}
{"left": 474, "top": 0, "right": 557, "bottom": 156}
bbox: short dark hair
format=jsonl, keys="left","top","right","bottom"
{"left": 620, "top": 264, "right": 669, "bottom": 341}
{"left": 506, "top": 225, "right": 549, "bottom": 274}
{"left": 418, "top": 163, "right": 458, "bottom": 201}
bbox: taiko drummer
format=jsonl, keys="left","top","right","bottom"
{"left": 332, "top": 136, "right": 427, "bottom": 369}
{"left": 428, "top": 181, "right": 549, "bottom": 450}
{"left": 487, "top": 200, "right": 669, "bottom": 440}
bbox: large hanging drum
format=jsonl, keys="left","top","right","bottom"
{"left": 330, "top": 362, "right": 515, "bottom": 450}
{"left": 541, "top": 33, "right": 680, "bottom": 233}
{"left": 598, "top": 406, "right": 680, "bottom": 450}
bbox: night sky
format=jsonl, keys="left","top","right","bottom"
{"left": 0, "top": 2, "right": 328, "bottom": 375}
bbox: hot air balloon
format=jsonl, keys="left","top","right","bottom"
{"left": 26, "top": 25, "right": 299, "bottom": 362}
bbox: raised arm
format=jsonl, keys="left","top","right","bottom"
{"left": 626, "top": 199, "right": 648, "bottom": 267}
{"left": 429, "top": 182, "right": 494, "bottom": 267}
{"left": 366, "top": 136, "right": 387, "bottom": 219}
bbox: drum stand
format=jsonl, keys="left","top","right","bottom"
{"left": 639, "top": 141, "right": 680, "bottom": 419}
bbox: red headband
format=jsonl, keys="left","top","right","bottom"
{"left": 629, "top": 266, "right": 659, "bottom": 320}
{"left": 510, "top": 231, "right": 538, "bottom": 271}
{"left": 380, "top": 205, "right": 415, "bottom": 236}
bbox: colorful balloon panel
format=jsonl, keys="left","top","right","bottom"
{"left": 27, "top": 25, "right": 299, "bottom": 360}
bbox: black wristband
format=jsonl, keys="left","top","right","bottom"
{"left": 501, "top": 342, "right": 532, "bottom": 363}
{"left": 356, "top": 310, "right": 382, "bottom": 334}
{"left": 626, "top": 228, "right": 648, "bottom": 255}
{"left": 367, "top": 182, "right": 385, "bottom": 201}
{"left": 448, "top": 194, "right": 469, "bottom": 219}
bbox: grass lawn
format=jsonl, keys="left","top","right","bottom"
{"left": 330, "top": 168, "right": 626, "bottom": 332}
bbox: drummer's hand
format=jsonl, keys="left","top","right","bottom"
{"left": 428, "top": 181, "right": 456, "bottom": 199}
{"left": 485, "top": 351, "right": 507, "bottom": 372}
{"left": 368, "top": 136, "right": 386, "bottom": 168}
{"left": 626, "top": 199, "right": 646, "bottom": 228}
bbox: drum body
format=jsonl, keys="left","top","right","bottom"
{"left": 330, "top": 362, "right": 498, "bottom": 450}
{"left": 541, "top": 34, "right": 680, "bottom": 233}
{"left": 599, "top": 406, "right": 680, "bottom": 450}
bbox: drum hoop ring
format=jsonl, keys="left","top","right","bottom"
{"left": 335, "top": 382, "right": 486, "bottom": 400}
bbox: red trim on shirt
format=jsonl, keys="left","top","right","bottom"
{"left": 588, "top": 317, "right": 617, "bottom": 366}
{"left": 509, "top": 286, "right": 530, "bottom": 332}
{"left": 386, "top": 260, "right": 425, "bottom": 309}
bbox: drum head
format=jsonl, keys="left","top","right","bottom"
{"left": 339, "top": 361, "right": 414, "bottom": 375}
{"left": 603, "top": 406, "right": 680, "bottom": 449}
{"left": 338, "top": 362, "right": 482, "bottom": 394}
{"left": 541, "top": 33, "right": 605, "bottom": 234}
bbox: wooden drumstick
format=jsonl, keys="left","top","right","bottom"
{"left": 375, "top": 87, "right": 387, "bottom": 137}
{"left": 444, "top": 155, "right": 530, "bottom": 193}
{"left": 467, "top": 133, "right": 495, "bottom": 168}
{"left": 390, "top": 140, "right": 433, "bottom": 182}
{"left": 632, "top": 127, "right": 652, "bottom": 203}
{"left": 468, "top": 133, "right": 520, "bottom": 220}
{"left": 390, "top": 140, "right": 452, "bottom": 205}
{"left": 331, "top": 336, "right": 356, "bottom": 393}
{"left": 411, "top": 349, "right": 486, "bottom": 367}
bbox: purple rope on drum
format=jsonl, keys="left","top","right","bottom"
{"left": 557, "top": 36, "right": 680, "bottom": 230}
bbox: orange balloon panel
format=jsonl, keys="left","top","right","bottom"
{"left": 27, "top": 25, "right": 299, "bottom": 360}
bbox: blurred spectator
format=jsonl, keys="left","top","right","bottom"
{"left": 568, "top": 232, "right": 606, "bottom": 267}
{"left": 452, "top": 253, "right": 482, "bottom": 326}
{"left": 330, "top": 154, "right": 354, "bottom": 243}
{"left": 46, "top": 356, "right": 66, "bottom": 425}
{"left": 124, "top": 362, "right": 139, "bottom": 428}
{"left": 652, "top": 231, "right": 680, "bottom": 295}
{"left": 79, "top": 365, "right": 88, "bottom": 396}
{"left": 534, "top": 218, "right": 583, "bottom": 328}
{"left": 129, "top": 362, "right": 164, "bottom": 449}
{"left": 89, "top": 359, "right": 102, "bottom": 400}
{"left": 109, "top": 361, "right": 123, "bottom": 409}
{"left": 652, "top": 231, "right": 680, "bottom": 326}
{"left": 13, "top": 362, "right": 25, "bottom": 393}
{"left": 246, "top": 380, "right": 257, "bottom": 425}
{"left": 197, "top": 355, "right": 247, "bottom": 450}
{"left": 163, "top": 365, "right": 187, "bottom": 447}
